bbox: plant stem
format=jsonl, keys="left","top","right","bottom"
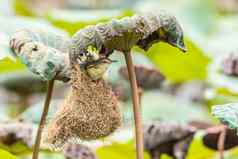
{"left": 32, "top": 79, "right": 55, "bottom": 159}
{"left": 138, "top": 87, "right": 143, "bottom": 108}
{"left": 124, "top": 52, "right": 144, "bottom": 159}
{"left": 218, "top": 126, "right": 226, "bottom": 159}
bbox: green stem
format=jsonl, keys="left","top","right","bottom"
{"left": 32, "top": 79, "right": 55, "bottom": 159}
{"left": 124, "top": 52, "right": 144, "bottom": 159}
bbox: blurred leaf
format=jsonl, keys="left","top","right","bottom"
{"left": 0, "top": 72, "right": 47, "bottom": 97}
{"left": 208, "top": 56, "right": 238, "bottom": 95}
{"left": 0, "top": 58, "right": 26, "bottom": 73}
{"left": 0, "top": 32, "right": 15, "bottom": 60}
{"left": 212, "top": 103, "right": 238, "bottom": 129}
{"left": 0, "top": 16, "right": 67, "bottom": 36}
{"left": 0, "top": 0, "right": 13, "bottom": 16}
{"left": 207, "top": 94, "right": 238, "bottom": 109}
{"left": 0, "top": 149, "right": 16, "bottom": 159}
{"left": 19, "top": 151, "right": 65, "bottom": 159}
{"left": 226, "top": 148, "right": 238, "bottom": 159}
{"left": 216, "top": 88, "right": 238, "bottom": 97}
{"left": 0, "top": 142, "right": 30, "bottom": 155}
{"left": 180, "top": 0, "right": 218, "bottom": 35}
{"left": 206, "top": 16, "right": 238, "bottom": 57}
{"left": 0, "top": 105, "right": 10, "bottom": 121}
{"left": 161, "top": 154, "right": 172, "bottom": 159}
{"left": 13, "top": 0, "right": 35, "bottom": 17}
{"left": 107, "top": 52, "right": 155, "bottom": 85}
{"left": 47, "top": 9, "right": 134, "bottom": 35}
{"left": 206, "top": 88, "right": 238, "bottom": 108}
{"left": 124, "top": 91, "right": 211, "bottom": 124}
{"left": 20, "top": 100, "right": 63, "bottom": 124}
{"left": 145, "top": 38, "right": 210, "bottom": 83}
{"left": 187, "top": 134, "right": 216, "bottom": 159}
{"left": 0, "top": 15, "right": 68, "bottom": 73}
{"left": 97, "top": 141, "right": 150, "bottom": 159}
{"left": 210, "top": 71, "right": 238, "bottom": 93}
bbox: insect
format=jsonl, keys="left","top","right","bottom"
{"left": 9, "top": 29, "right": 71, "bottom": 82}
{"left": 69, "top": 12, "right": 186, "bottom": 65}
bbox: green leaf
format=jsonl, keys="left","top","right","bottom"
{"left": 0, "top": 58, "right": 26, "bottom": 73}
{"left": 0, "top": 142, "right": 31, "bottom": 155}
{"left": 10, "top": 29, "right": 70, "bottom": 81}
{"left": 0, "top": 33, "right": 22, "bottom": 73}
{"left": 186, "top": 134, "right": 216, "bottom": 159}
{"left": 206, "top": 88, "right": 238, "bottom": 108}
{"left": 226, "top": 148, "right": 238, "bottom": 159}
{"left": 0, "top": 149, "right": 16, "bottom": 159}
{"left": 13, "top": 0, "right": 36, "bottom": 17}
{"left": 96, "top": 141, "right": 150, "bottom": 159}
{"left": 0, "top": 16, "right": 68, "bottom": 74}
{"left": 212, "top": 103, "right": 238, "bottom": 129}
{"left": 145, "top": 38, "right": 210, "bottom": 83}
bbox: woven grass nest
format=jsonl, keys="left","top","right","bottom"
{"left": 44, "top": 64, "right": 122, "bottom": 149}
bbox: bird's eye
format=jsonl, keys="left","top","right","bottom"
{"left": 79, "top": 53, "right": 84, "bottom": 57}
{"left": 85, "top": 52, "right": 89, "bottom": 55}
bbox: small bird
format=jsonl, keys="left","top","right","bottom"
{"left": 83, "top": 58, "right": 113, "bottom": 81}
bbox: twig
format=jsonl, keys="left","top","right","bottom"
{"left": 32, "top": 79, "right": 55, "bottom": 159}
{"left": 218, "top": 126, "right": 226, "bottom": 159}
{"left": 124, "top": 52, "right": 144, "bottom": 159}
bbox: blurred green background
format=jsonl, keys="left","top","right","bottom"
{"left": 1, "top": 0, "right": 238, "bottom": 159}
